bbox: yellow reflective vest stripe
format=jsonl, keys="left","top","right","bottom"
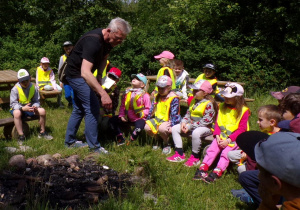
{"left": 155, "top": 67, "right": 176, "bottom": 90}
{"left": 124, "top": 91, "right": 145, "bottom": 115}
{"left": 194, "top": 73, "right": 220, "bottom": 94}
{"left": 217, "top": 103, "right": 249, "bottom": 140}
{"left": 189, "top": 98, "right": 210, "bottom": 121}
{"left": 93, "top": 60, "right": 110, "bottom": 78}
{"left": 146, "top": 95, "right": 178, "bottom": 134}
{"left": 37, "top": 66, "right": 52, "bottom": 88}
{"left": 62, "top": 54, "right": 67, "bottom": 62}
{"left": 16, "top": 85, "right": 35, "bottom": 105}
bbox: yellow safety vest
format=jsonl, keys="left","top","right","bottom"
{"left": 62, "top": 54, "right": 67, "bottom": 62}
{"left": 217, "top": 103, "right": 249, "bottom": 140}
{"left": 194, "top": 73, "right": 220, "bottom": 94}
{"left": 124, "top": 91, "right": 145, "bottom": 118}
{"left": 146, "top": 95, "right": 179, "bottom": 134}
{"left": 37, "top": 66, "right": 52, "bottom": 89}
{"left": 155, "top": 67, "right": 176, "bottom": 90}
{"left": 16, "top": 85, "right": 35, "bottom": 105}
{"left": 189, "top": 98, "right": 210, "bottom": 121}
{"left": 93, "top": 60, "right": 110, "bottom": 79}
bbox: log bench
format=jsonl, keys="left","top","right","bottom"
{"left": 0, "top": 116, "right": 39, "bottom": 139}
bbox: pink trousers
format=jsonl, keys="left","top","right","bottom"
{"left": 202, "top": 138, "right": 238, "bottom": 172}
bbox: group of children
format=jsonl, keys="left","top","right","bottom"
{"left": 9, "top": 49, "right": 300, "bottom": 191}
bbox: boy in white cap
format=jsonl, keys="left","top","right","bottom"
{"left": 255, "top": 132, "right": 300, "bottom": 209}
{"left": 36, "top": 57, "right": 62, "bottom": 106}
{"left": 10, "top": 69, "right": 53, "bottom": 141}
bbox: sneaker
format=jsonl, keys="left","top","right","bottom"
{"left": 193, "top": 168, "right": 208, "bottom": 180}
{"left": 162, "top": 146, "right": 172, "bottom": 155}
{"left": 18, "top": 135, "right": 26, "bottom": 141}
{"left": 166, "top": 151, "right": 186, "bottom": 162}
{"left": 92, "top": 147, "right": 109, "bottom": 154}
{"left": 38, "top": 132, "right": 53, "bottom": 140}
{"left": 117, "top": 139, "right": 126, "bottom": 146}
{"left": 66, "top": 141, "right": 89, "bottom": 148}
{"left": 152, "top": 145, "right": 159, "bottom": 150}
{"left": 239, "top": 193, "right": 254, "bottom": 204}
{"left": 184, "top": 154, "right": 200, "bottom": 167}
{"left": 231, "top": 189, "right": 248, "bottom": 198}
{"left": 204, "top": 168, "right": 222, "bottom": 183}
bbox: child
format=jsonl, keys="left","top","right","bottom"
{"left": 173, "top": 59, "right": 189, "bottom": 100}
{"left": 279, "top": 93, "right": 300, "bottom": 121}
{"left": 151, "top": 51, "right": 176, "bottom": 96}
{"left": 192, "top": 63, "right": 223, "bottom": 102}
{"left": 228, "top": 105, "right": 281, "bottom": 174}
{"left": 193, "top": 83, "right": 250, "bottom": 183}
{"left": 36, "top": 57, "right": 63, "bottom": 106}
{"left": 110, "top": 73, "right": 151, "bottom": 146}
{"left": 145, "top": 75, "right": 181, "bottom": 155}
{"left": 10, "top": 69, "right": 53, "bottom": 141}
{"left": 58, "top": 41, "right": 74, "bottom": 107}
{"left": 166, "top": 80, "right": 218, "bottom": 167}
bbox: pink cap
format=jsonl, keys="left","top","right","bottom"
{"left": 220, "top": 83, "right": 244, "bottom": 98}
{"left": 270, "top": 86, "right": 300, "bottom": 100}
{"left": 189, "top": 80, "right": 213, "bottom": 94}
{"left": 154, "top": 51, "right": 175, "bottom": 60}
{"left": 40, "top": 57, "right": 50, "bottom": 63}
{"left": 156, "top": 75, "right": 172, "bottom": 88}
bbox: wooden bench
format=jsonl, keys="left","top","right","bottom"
{"left": 0, "top": 116, "right": 39, "bottom": 139}
{"left": 39, "top": 89, "right": 61, "bottom": 104}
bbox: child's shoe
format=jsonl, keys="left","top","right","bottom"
{"left": 192, "top": 163, "right": 209, "bottom": 180}
{"left": 117, "top": 134, "right": 125, "bottom": 146}
{"left": 162, "top": 146, "right": 172, "bottom": 155}
{"left": 166, "top": 151, "right": 186, "bottom": 162}
{"left": 38, "top": 132, "right": 53, "bottom": 140}
{"left": 184, "top": 154, "right": 200, "bottom": 167}
{"left": 204, "top": 168, "right": 223, "bottom": 183}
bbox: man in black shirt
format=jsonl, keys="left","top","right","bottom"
{"left": 64, "top": 17, "right": 131, "bottom": 153}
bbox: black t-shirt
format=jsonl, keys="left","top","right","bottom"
{"left": 65, "top": 28, "right": 112, "bottom": 78}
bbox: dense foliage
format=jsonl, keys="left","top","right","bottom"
{"left": 0, "top": 0, "right": 299, "bottom": 93}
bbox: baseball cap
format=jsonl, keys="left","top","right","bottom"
{"left": 108, "top": 67, "right": 122, "bottom": 79}
{"left": 131, "top": 73, "right": 147, "bottom": 86}
{"left": 220, "top": 83, "right": 244, "bottom": 98}
{"left": 17, "top": 69, "right": 30, "bottom": 82}
{"left": 277, "top": 113, "right": 300, "bottom": 133}
{"left": 203, "top": 63, "right": 215, "bottom": 70}
{"left": 236, "top": 131, "right": 269, "bottom": 161}
{"left": 40, "top": 57, "right": 50, "bottom": 63}
{"left": 63, "top": 41, "right": 73, "bottom": 46}
{"left": 189, "top": 80, "right": 213, "bottom": 94}
{"left": 156, "top": 75, "right": 172, "bottom": 88}
{"left": 154, "top": 51, "right": 175, "bottom": 60}
{"left": 255, "top": 132, "right": 300, "bottom": 188}
{"left": 270, "top": 86, "right": 300, "bottom": 100}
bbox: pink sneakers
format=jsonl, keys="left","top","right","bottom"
{"left": 184, "top": 154, "right": 200, "bottom": 167}
{"left": 166, "top": 151, "right": 186, "bottom": 162}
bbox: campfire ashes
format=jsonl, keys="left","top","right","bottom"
{"left": 0, "top": 154, "right": 137, "bottom": 209}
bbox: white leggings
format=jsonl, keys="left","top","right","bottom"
{"left": 171, "top": 124, "right": 212, "bottom": 154}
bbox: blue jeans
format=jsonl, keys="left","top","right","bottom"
{"left": 65, "top": 77, "right": 100, "bottom": 149}
{"left": 63, "top": 84, "right": 75, "bottom": 105}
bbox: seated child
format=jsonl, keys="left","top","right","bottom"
{"left": 36, "top": 57, "right": 62, "bottom": 106}
{"left": 270, "top": 86, "right": 300, "bottom": 102}
{"left": 173, "top": 59, "right": 189, "bottom": 100}
{"left": 110, "top": 73, "right": 151, "bottom": 146}
{"left": 279, "top": 93, "right": 300, "bottom": 121}
{"left": 145, "top": 75, "right": 181, "bottom": 155}
{"left": 228, "top": 105, "right": 281, "bottom": 174}
{"left": 166, "top": 80, "right": 218, "bottom": 167}
{"left": 189, "top": 63, "right": 223, "bottom": 103}
{"left": 193, "top": 83, "right": 250, "bottom": 183}
{"left": 10, "top": 69, "right": 53, "bottom": 141}
{"left": 151, "top": 51, "right": 176, "bottom": 96}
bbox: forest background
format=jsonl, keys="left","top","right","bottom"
{"left": 0, "top": 0, "right": 299, "bottom": 93}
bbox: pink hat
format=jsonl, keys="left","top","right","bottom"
{"left": 189, "top": 80, "right": 213, "bottom": 94}
{"left": 154, "top": 51, "right": 175, "bottom": 60}
{"left": 270, "top": 86, "right": 300, "bottom": 100}
{"left": 220, "top": 83, "right": 244, "bottom": 98}
{"left": 156, "top": 75, "right": 172, "bottom": 88}
{"left": 40, "top": 57, "right": 50, "bottom": 63}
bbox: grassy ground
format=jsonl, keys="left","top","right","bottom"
{"left": 0, "top": 92, "right": 278, "bottom": 209}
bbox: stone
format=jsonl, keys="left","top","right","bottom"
{"left": 52, "top": 153, "right": 62, "bottom": 159}
{"left": 26, "top": 158, "right": 37, "bottom": 167}
{"left": 9, "top": 155, "right": 26, "bottom": 170}
{"left": 36, "top": 154, "right": 54, "bottom": 166}
{"left": 66, "top": 155, "right": 79, "bottom": 165}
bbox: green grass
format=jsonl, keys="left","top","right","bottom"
{"left": 0, "top": 93, "right": 278, "bottom": 209}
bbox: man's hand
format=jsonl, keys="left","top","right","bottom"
{"left": 101, "top": 91, "right": 112, "bottom": 110}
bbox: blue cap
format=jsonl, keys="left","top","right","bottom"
{"left": 131, "top": 73, "right": 147, "bottom": 86}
